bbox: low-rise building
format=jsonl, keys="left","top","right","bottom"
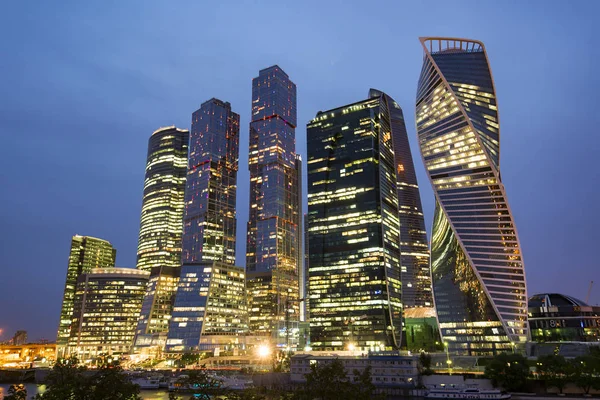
{"left": 0, "top": 343, "right": 56, "bottom": 368}
{"left": 290, "top": 351, "right": 418, "bottom": 388}
{"left": 528, "top": 293, "right": 600, "bottom": 343}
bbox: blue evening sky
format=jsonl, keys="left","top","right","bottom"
{"left": 0, "top": 0, "right": 598, "bottom": 341}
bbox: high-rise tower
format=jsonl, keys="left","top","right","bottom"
{"left": 56, "top": 235, "right": 116, "bottom": 357}
{"left": 246, "top": 66, "right": 301, "bottom": 346}
{"left": 134, "top": 126, "right": 187, "bottom": 351}
{"left": 387, "top": 94, "right": 432, "bottom": 310}
{"left": 136, "top": 126, "right": 188, "bottom": 272}
{"left": 182, "top": 99, "right": 239, "bottom": 265}
{"left": 307, "top": 89, "right": 403, "bottom": 351}
{"left": 416, "top": 37, "right": 528, "bottom": 356}
{"left": 166, "top": 99, "right": 247, "bottom": 353}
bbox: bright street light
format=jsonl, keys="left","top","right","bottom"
{"left": 257, "top": 344, "right": 271, "bottom": 358}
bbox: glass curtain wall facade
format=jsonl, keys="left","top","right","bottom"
{"left": 165, "top": 262, "right": 247, "bottom": 352}
{"left": 306, "top": 89, "right": 402, "bottom": 351}
{"left": 167, "top": 98, "right": 246, "bottom": 353}
{"left": 134, "top": 266, "right": 180, "bottom": 350}
{"left": 56, "top": 235, "right": 116, "bottom": 357}
{"left": 66, "top": 268, "right": 149, "bottom": 359}
{"left": 136, "top": 126, "right": 189, "bottom": 272}
{"left": 384, "top": 91, "right": 432, "bottom": 310}
{"left": 182, "top": 99, "right": 239, "bottom": 265}
{"left": 416, "top": 37, "right": 528, "bottom": 356}
{"left": 246, "top": 66, "right": 301, "bottom": 346}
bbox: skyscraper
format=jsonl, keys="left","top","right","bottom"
{"left": 166, "top": 99, "right": 247, "bottom": 353}
{"left": 387, "top": 94, "right": 432, "bottom": 310}
{"left": 306, "top": 89, "right": 402, "bottom": 351}
{"left": 134, "top": 126, "right": 188, "bottom": 352}
{"left": 182, "top": 99, "right": 239, "bottom": 265}
{"left": 416, "top": 37, "right": 528, "bottom": 356}
{"left": 56, "top": 235, "right": 116, "bottom": 357}
{"left": 246, "top": 66, "right": 301, "bottom": 345}
{"left": 136, "top": 126, "right": 189, "bottom": 272}
{"left": 67, "top": 268, "right": 149, "bottom": 359}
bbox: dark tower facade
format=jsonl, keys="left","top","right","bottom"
{"left": 385, "top": 94, "right": 432, "bottom": 309}
{"left": 307, "top": 90, "right": 402, "bottom": 351}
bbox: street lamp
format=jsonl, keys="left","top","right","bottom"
{"left": 257, "top": 344, "right": 271, "bottom": 358}
{"left": 444, "top": 342, "right": 452, "bottom": 375}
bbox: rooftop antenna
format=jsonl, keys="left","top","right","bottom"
{"left": 585, "top": 281, "right": 594, "bottom": 304}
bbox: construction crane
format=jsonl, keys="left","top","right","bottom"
{"left": 585, "top": 281, "right": 594, "bottom": 304}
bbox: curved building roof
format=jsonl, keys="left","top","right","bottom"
{"left": 529, "top": 293, "right": 589, "bottom": 308}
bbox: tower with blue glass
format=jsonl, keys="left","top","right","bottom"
{"left": 246, "top": 66, "right": 301, "bottom": 348}
{"left": 166, "top": 99, "right": 247, "bottom": 353}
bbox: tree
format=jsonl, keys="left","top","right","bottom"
{"left": 536, "top": 354, "right": 572, "bottom": 394}
{"left": 418, "top": 353, "right": 433, "bottom": 375}
{"left": 293, "top": 358, "right": 382, "bottom": 400}
{"left": 224, "top": 388, "right": 267, "bottom": 400}
{"left": 5, "top": 384, "right": 27, "bottom": 400}
{"left": 36, "top": 357, "right": 141, "bottom": 400}
{"left": 484, "top": 353, "right": 529, "bottom": 391}
{"left": 572, "top": 355, "right": 600, "bottom": 395}
{"left": 171, "top": 368, "right": 225, "bottom": 400}
{"left": 179, "top": 352, "right": 200, "bottom": 367}
{"left": 304, "top": 358, "right": 353, "bottom": 400}
{"left": 87, "top": 361, "right": 141, "bottom": 400}
{"left": 35, "top": 356, "right": 91, "bottom": 400}
{"left": 350, "top": 366, "right": 379, "bottom": 400}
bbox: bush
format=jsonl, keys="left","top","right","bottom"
{"left": 484, "top": 353, "right": 529, "bottom": 391}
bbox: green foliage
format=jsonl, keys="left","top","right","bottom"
{"left": 484, "top": 353, "right": 529, "bottom": 391}
{"left": 35, "top": 356, "right": 91, "bottom": 400}
{"left": 35, "top": 356, "right": 141, "bottom": 400}
{"left": 292, "top": 358, "right": 382, "bottom": 400}
{"left": 172, "top": 368, "right": 225, "bottom": 400}
{"left": 5, "top": 384, "right": 27, "bottom": 400}
{"left": 536, "top": 355, "right": 572, "bottom": 394}
{"left": 87, "top": 362, "right": 142, "bottom": 400}
{"left": 418, "top": 353, "right": 433, "bottom": 375}
{"left": 179, "top": 352, "right": 200, "bottom": 367}
{"left": 572, "top": 355, "right": 600, "bottom": 394}
{"left": 223, "top": 388, "right": 267, "bottom": 400}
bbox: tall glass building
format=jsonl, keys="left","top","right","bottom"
{"left": 182, "top": 98, "right": 239, "bottom": 265}
{"left": 134, "top": 126, "right": 188, "bottom": 353}
{"left": 386, "top": 93, "right": 432, "bottom": 310}
{"left": 66, "top": 268, "right": 149, "bottom": 359}
{"left": 246, "top": 66, "right": 301, "bottom": 345}
{"left": 306, "top": 89, "right": 402, "bottom": 351}
{"left": 136, "top": 126, "right": 189, "bottom": 272}
{"left": 166, "top": 98, "right": 247, "bottom": 353}
{"left": 416, "top": 37, "right": 528, "bottom": 356}
{"left": 56, "top": 235, "right": 116, "bottom": 357}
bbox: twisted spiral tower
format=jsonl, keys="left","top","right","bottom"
{"left": 416, "top": 37, "right": 528, "bottom": 355}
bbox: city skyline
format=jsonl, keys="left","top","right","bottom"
{"left": 1, "top": 1, "right": 599, "bottom": 341}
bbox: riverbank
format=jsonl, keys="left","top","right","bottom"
{"left": 0, "top": 383, "right": 172, "bottom": 400}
